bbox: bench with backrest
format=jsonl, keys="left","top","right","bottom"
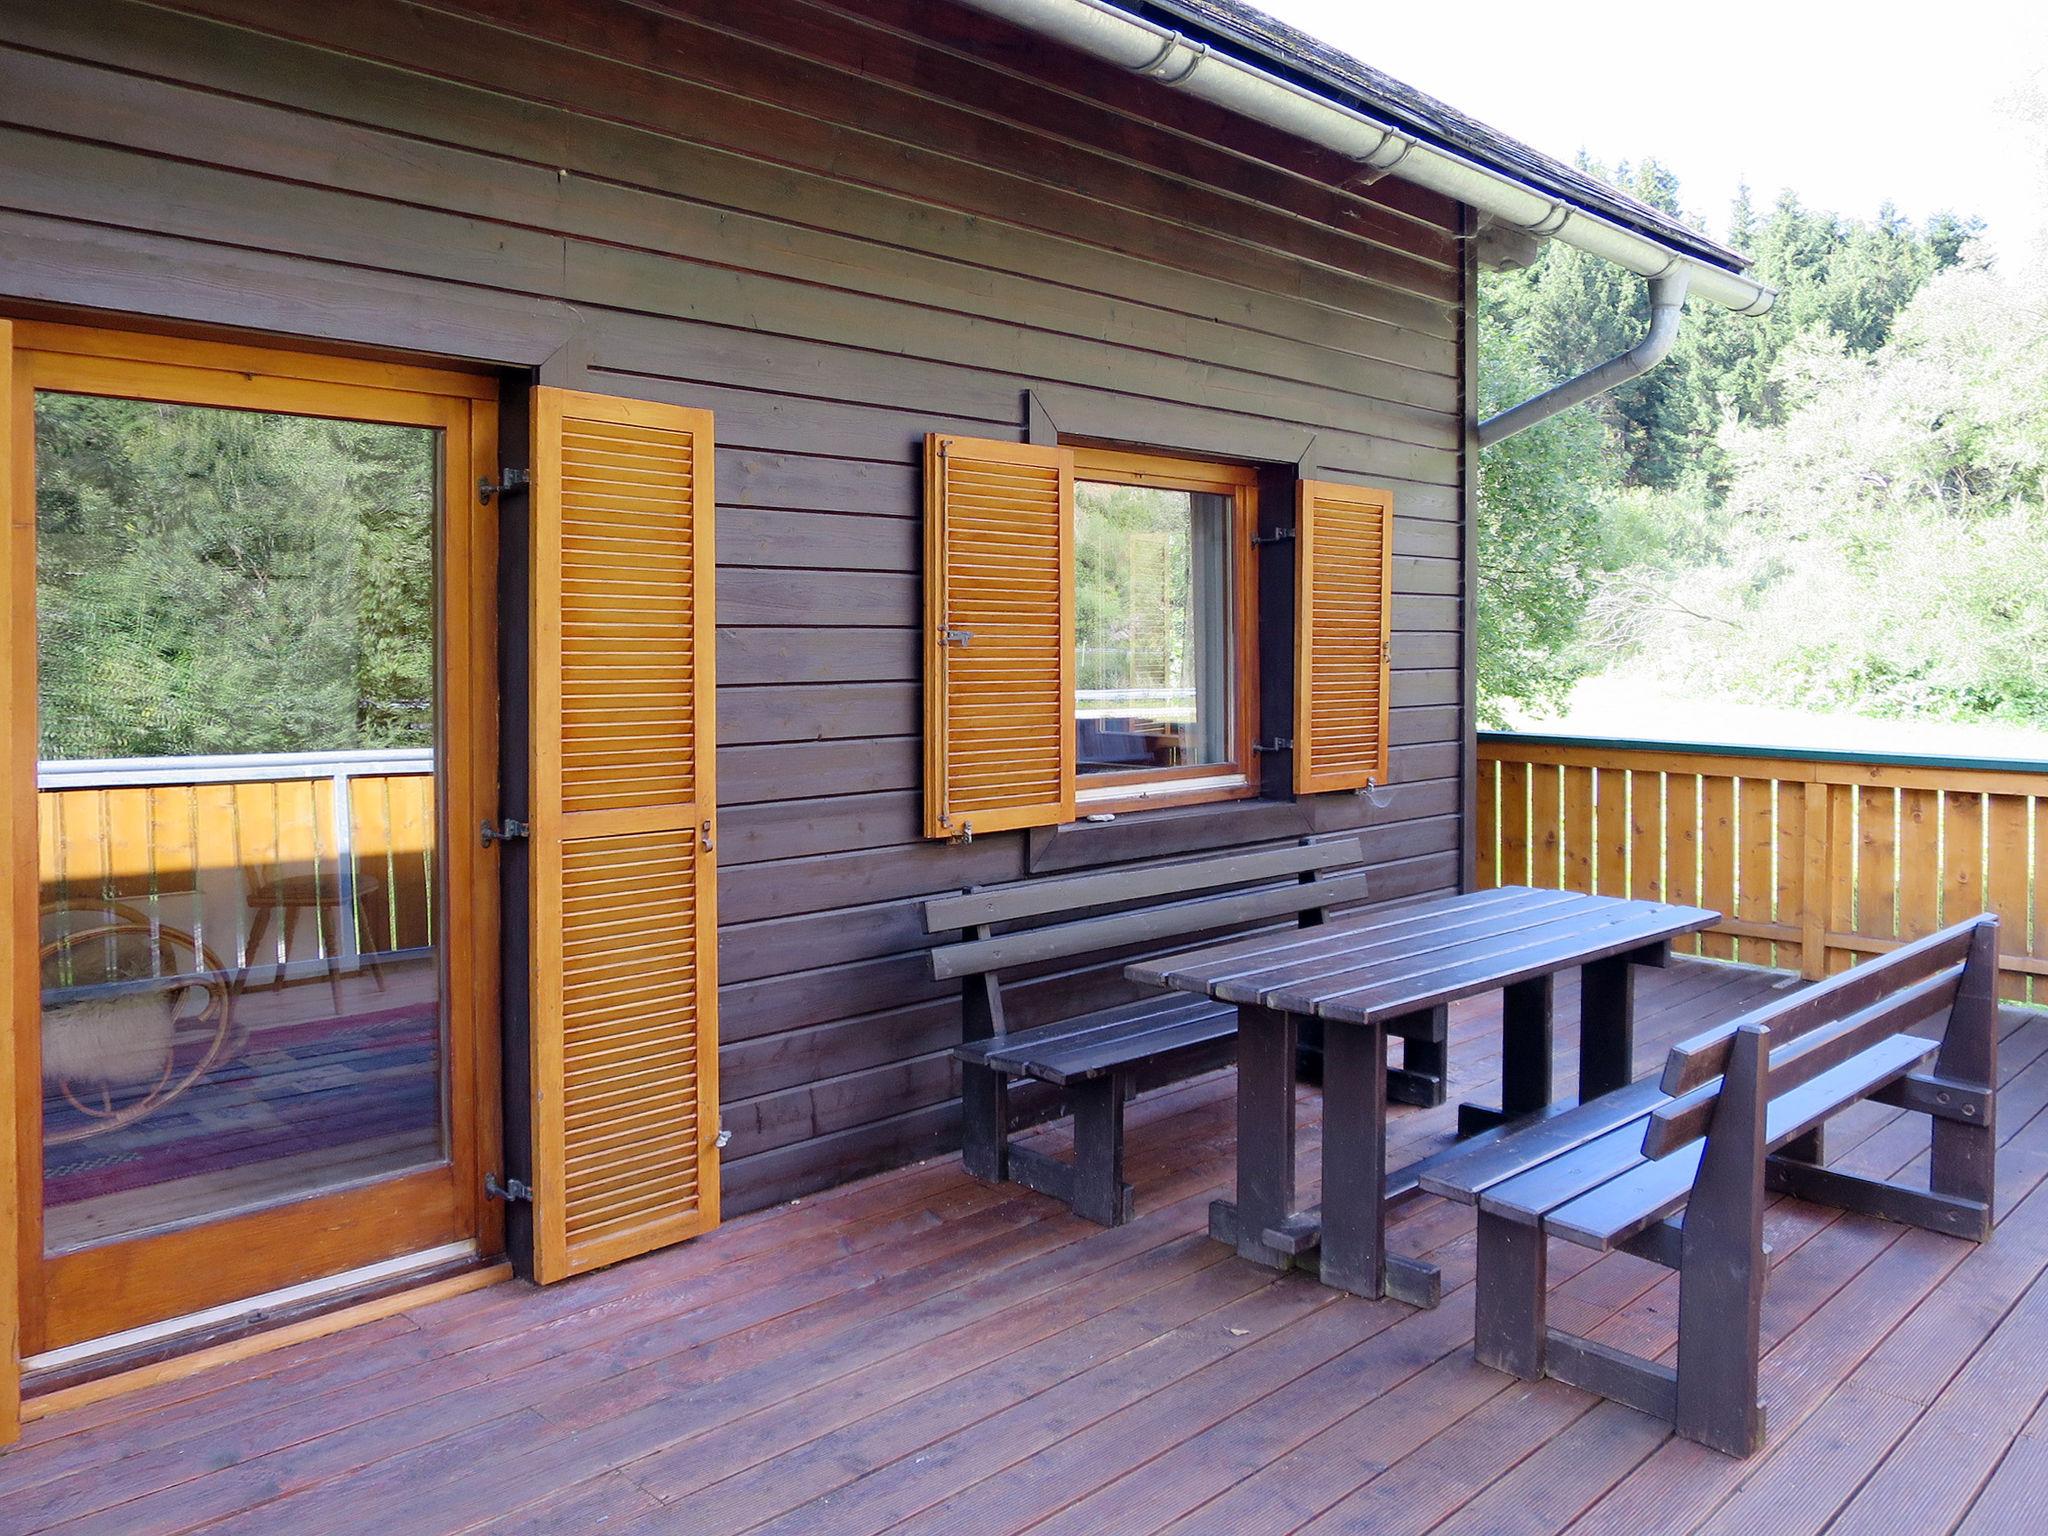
{"left": 923, "top": 837, "right": 1365, "bottom": 1227}
{"left": 1420, "top": 913, "right": 2000, "bottom": 1456}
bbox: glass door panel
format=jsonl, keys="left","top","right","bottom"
{"left": 34, "top": 394, "right": 449, "bottom": 1255}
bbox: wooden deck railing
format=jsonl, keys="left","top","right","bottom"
{"left": 1477, "top": 732, "right": 2046, "bottom": 1002}
{"left": 38, "top": 749, "right": 436, "bottom": 980}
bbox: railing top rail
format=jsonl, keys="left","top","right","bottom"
{"left": 1479, "top": 730, "right": 2048, "bottom": 779}
{"left": 39, "top": 747, "right": 435, "bottom": 788}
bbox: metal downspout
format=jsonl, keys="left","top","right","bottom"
{"left": 1478, "top": 271, "right": 1691, "bottom": 446}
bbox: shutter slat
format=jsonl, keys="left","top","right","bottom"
{"left": 531, "top": 386, "right": 720, "bottom": 1283}
{"left": 1296, "top": 479, "right": 1394, "bottom": 795}
{"left": 924, "top": 434, "right": 1074, "bottom": 839}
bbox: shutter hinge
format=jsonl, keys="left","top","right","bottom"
{"left": 950, "top": 818, "right": 975, "bottom": 845}
{"left": 480, "top": 817, "right": 530, "bottom": 848}
{"left": 1251, "top": 528, "right": 1296, "bottom": 547}
{"left": 714, "top": 1125, "right": 733, "bottom": 1150}
{"left": 940, "top": 628, "right": 974, "bottom": 647}
{"left": 485, "top": 1173, "right": 535, "bottom": 1203}
{"left": 478, "top": 467, "right": 531, "bottom": 505}
{"left": 1252, "top": 738, "right": 1294, "bottom": 753}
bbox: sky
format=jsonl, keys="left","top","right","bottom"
{"left": 1258, "top": 0, "right": 2048, "bottom": 256}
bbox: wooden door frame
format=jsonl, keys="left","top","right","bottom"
{"left": 2, "top": 321, "right": 503, "bottom": 1405}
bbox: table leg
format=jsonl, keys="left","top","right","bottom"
{"left": 1210, "top": 1004, "right": 1301, "bottom": 1270}
{"left": 1580, "top": 954, "right": 1640, "bottom": 1101}
{"left": 1322, "top": 1020, "right": 1440, "bottom": 1305}
{"left": 1319, "top": 1019, "right": 1386, "bottom": 1297}
{"left": 1455, "top": 974, "right": 1556, "bottom": 1138}
{"left": 1388, "top": 1006, "right": 1449, "bottom": 1107}
{"left": 1502, "top": 974, "right": 1556, "bottom": 1115}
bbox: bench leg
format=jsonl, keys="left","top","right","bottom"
{"left": 960, "top": 1060, "right": 1010, "bottom": 1186}
{"left": 1675, "top": 1025, "right": 1768, "bottom": 1457}
{"left": 1070, "top": 1073, "right": 1133, "bottom": 1227}
{"left": 1474, "top": 1214, "right": 1546, "bottom": 1379}
{"left": 1931, "top": 919, "right": 2000, "bottom": 1216}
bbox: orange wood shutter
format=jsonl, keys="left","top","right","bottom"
{"left": 1295, "top": 478, "right": 1395, "bottom": 795}
{"left": 529, "top": 386, "right": 719, "bottom": 1282}
{"left": 923, "top": 434, "right": 1074, "bottom": 839}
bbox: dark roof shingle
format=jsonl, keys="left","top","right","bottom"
{"left": 1142, "top": 0, "right": 1748, "bottom": 272}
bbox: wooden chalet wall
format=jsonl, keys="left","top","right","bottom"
{"left": 0, "top": 0, "right": 1472, "bottom": 1216}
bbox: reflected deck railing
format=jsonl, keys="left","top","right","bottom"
{"left": 38, "top": 748, "right": 435, "bottom": 982}
{"left": 1477, "top": 731, "right": 2048, "bottom": 1002}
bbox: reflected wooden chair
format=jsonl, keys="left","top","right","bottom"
{"left": 242, "top": 872, "right": 386, "bottom": 1013}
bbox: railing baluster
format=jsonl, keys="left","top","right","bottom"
{"left": 1478, "top": 734, "right": 2048, "bottom": 999}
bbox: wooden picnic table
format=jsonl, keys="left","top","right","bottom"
{"left": 1125, "top": 885, "right": 1721, "bottom": 1306}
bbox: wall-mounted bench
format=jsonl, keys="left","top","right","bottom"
{"left": 1422, "top": 913, "right": 2000, "bottom": 1456}
{"left": 923, "top": 837, "right": 1363, "bottom": 1227}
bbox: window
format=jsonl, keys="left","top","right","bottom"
{"left": 1070, "top": 448, "right": 1257, "bottom": 811}
{"left": 922, "top": 431, "right": 1392, "bottom": 842}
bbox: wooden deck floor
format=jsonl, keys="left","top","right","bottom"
{"left": 8, "top": 957, "right": 2048, "bottom": 1534}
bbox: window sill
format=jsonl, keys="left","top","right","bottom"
{"left": 1074, "top": 771, "right": 1255, "bottom": 817}
{"left": 1026, "top": 795, "right": 1314, "bottom": 874}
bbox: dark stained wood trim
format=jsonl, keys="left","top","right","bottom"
{"left": 1458, "top": 206, "right": 1482, "bottom": 891}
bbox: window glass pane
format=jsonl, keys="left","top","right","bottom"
{"left": 34, "top": 393, "right": 448, "bottom": 1253}
{"left": 1075, "top": 480, "right": 1235, "bottom": 776}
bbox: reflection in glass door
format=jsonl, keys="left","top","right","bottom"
{"left": 35, "top": 399, "right": 447, "bottom": 1251}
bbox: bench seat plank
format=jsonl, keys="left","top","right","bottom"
{"left": 1419, "top": 1074, "right": 1674, "bottom": 1203}
{"left": 1543, "top": 1032, "right": 1939, "bottom": 1250}
{"left": 1026, "top": 1007, "right": 1241, "bottom": 1085}
{"left": 954, "top": 995, "right": 1221, "bottom": 1070}
{"left": 1478, "top": 1115, "right": 1663, "bottom": 1226}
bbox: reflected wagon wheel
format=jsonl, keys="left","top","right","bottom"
{"left": 39, "top": 914, "right": 236, "bottom": 1145}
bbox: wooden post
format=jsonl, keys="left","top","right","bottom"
{"left": 1502, "top": 975, "right": 1555, "bottom": 1114}
{"left": 1796, "top": 777, "right": 1829, "bottom": 980}
{"left": 1069, "top": 1073, "right": 1130, "bottom": 1227}
{"left": 1931, "top": 917, "right": 2000, "bottom": 1217}
{"left": 1229, "top": 1005, "right": 1299, "bottom": 1269}
{"left": 1318, "top": 1018, "right": 1388, "bottom": 1298}
{"left": 1675, "top": 1023, "right": 1769, "bottom": 1456}
{"left": 958, "top": 933, "right": 1010, "bottom": 1185}
{"left": 1474, "top": 1216, "right": 1546, "bottom": 1379}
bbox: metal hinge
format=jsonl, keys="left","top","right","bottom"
{"left": 1252, "top": 738, "right": 1294, "bottom": 753}
{"left": 714, "top": 1125, "right": 732, "bottom": 1150}
{"left": 478, "top": 467, "right": 532, "bottom": 505}
{"left": 480, "top": 817, "right": 530, "bottom": 848}
{"left": 1251, "top": 528, "right": 1297, "bottom": 547}
{"left": 940, "top": 628, "right": 974, "bottom": 647}
{"left": 485, "top": 1173, "right": 535, "bottom": 1203}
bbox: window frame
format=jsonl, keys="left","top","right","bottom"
{"left": 1067, "top": 444, "right": 1261, "bottom": 816}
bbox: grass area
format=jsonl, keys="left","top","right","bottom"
{"left": 1506, "top": 672, "right": 2048, "bottom": 763}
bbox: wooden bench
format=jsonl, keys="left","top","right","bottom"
{"left": 924, "top": 837, "right": 1364, "bottom": 1227}
{"left": 1421, "top": 913, "right": 2001, "bottom": 1456}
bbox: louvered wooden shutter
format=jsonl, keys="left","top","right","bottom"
{"left": 923, "top": 434, "right": 1074, "bottom": 839}
{"left": 1295, "top": 479, "right": 1394, "bottom": 794}
{"left": 529, "top": 386, "right": 718, "bottom": 1282}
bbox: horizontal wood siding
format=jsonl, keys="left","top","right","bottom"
{"left": 0, "top": 0, "right": 1469, "bottom": 1215}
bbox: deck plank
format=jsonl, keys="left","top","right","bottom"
{"left": 7, "top": 958, "right": 2045, "bottom": 1536}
